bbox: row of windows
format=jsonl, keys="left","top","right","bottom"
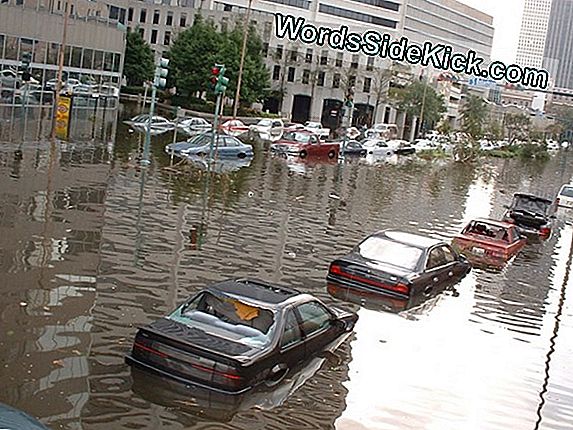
{"left": 348, "top": 0, "right": 400, "bottom": 12}
{"left": 266, "top": 45, "right": 376, "bottom": 70}
{"left": 0, "top": 65, "right": 120, "bottom": 85}
{"left": 260, "top": 0, "right": 311, "bottom": 9}
{"left": 133, "top": 27, "right": 172, "bottom": 46}
{"left": 407, "top": 0, "right": 494, "bottom": 34}
{"left": 0, "top": 35, "right": 121, "bottom": 73}
{"left": 318, "top": 4, "right": 398, "bottom": 29}
{"left": 130, "top": 7, "right": 187, "bottom": 27}
{"left": 272, "top": 65, "right": 373, "bottom": 92}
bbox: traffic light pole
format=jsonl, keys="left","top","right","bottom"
{"left": 208, "top": 92, "right": 222, "bottom": 169}
{"left": 141, "top": 83, "right": 157, "bottom": 166}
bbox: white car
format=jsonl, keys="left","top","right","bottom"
{"left": 361, "top": 139, "right": 394, "bottom": 156}
{"left": 547, "top": 139, "right": 560, "bottom": 151}
{"left": 556, "top": 184, "right": 573, "bottom": 209}
{"left": 479, "top": 139, "right": 495, "bottom": 151}
{"left": 304, "top": 121, "right": 330, "bottom": 138}
{"left": 412, "top": 139, "right": 438, "bottom": 151}
{"left": 250, "top": 118, "right": 284, "bottom": 138}
{"left": 177, "top": 117, "right": 211, "bottom": 135}
{"left": 127, "top": 114, "right": 175, "bottom": 135}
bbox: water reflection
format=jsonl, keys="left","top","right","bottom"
{"left": 1, "top": 122, "right": 573, "bottom": 429}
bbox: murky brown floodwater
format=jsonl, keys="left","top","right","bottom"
{"left": 1, "top": 107, "right": 573, "bottom": 429}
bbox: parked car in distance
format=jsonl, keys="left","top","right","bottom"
{"left": 177, "top": 117, "right": 211, "bottom": 135}
{"left": 127, "top": 114, "right": 175, "bottom": 135}
{"left": 556, "top": 184, "right": 573, "bottom": 209}
{"left": 271, "top": 130, "right": 339, "bottom": 158}
{"left": 502, "top": 193, "right": 555, "bottom": 239}
{"left": 386, "top": 139, "right": 416, "bottom": 155}
{"left": 339, "top": 140, "right": 367, "bottom": 156}
{"left": 220, "top": 119, "right": 250, "bottom": 137}
{"left": 166, "top": 132, "right": 253, "bottom": 158}
{"left": 249, "top": 118, "right": 284, "bottom": 138}
{"left": 452, "top": 218, "right": 526, "bottom": 269}
{"left": 361, "top": 139, "right": 394, "bottom": 156}
{"left": 125, "top": 278, "right": 358, "bottom": 394}
{"left": 304, "top": 121, "right": 330, "bottom": 138}
{"left": 327, "top": 230, "right": 471, "bottom": 299}
{"left": 412, "top": 139, "right": 439, "bottom": 152}
{"left": 365, "top": 123, "right": 398, "bottom": 140}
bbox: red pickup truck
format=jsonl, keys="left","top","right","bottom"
{"left": 452, "top": 218, "right": 526, "bottom": 269}
{"left": 270, "top": 130, "right": 339, "bottom": 159}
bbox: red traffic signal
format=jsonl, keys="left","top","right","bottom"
{"left": 210, "top": 66, "right": 220, "bottom": 87}
{"left": 211, "top": 67, "right": 220, "bottom": 75}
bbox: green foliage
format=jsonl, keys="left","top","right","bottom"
{"left": 460, "top": 95, "right": 487, "bottom": 139}
{"left": 124, "top": 28, "right": 154, "bottom": 86}
{"left": 168, "top": 15, "right": 270, "bottom": 108}
{"left": 504, "top": 113, "right": 530, "bottom": 144}
{"left": 391, "top": 80, "right": 446, "bottom": 127}
{"left": 518, "top": 142, "right": 549, "bottom": 160}
{"left": 416, "top": 148, "right": 449, "bottom": 160}
{"left": 485, "top": 120, "right": 503, "bottom": 141}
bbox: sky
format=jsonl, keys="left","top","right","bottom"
{"left": 457, "top": 0, "right": 526, "bottom": 64}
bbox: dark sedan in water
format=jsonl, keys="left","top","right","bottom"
{"left": 327, "top": 230, "right": 471, "bottom": 298}
{"left": 126, "top": 279, "right": 357, "bottom": 394}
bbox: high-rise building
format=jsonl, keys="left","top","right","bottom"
{"left": 543, "top": 0, "right": 573, "bottom": 91}
{"left": 516, "top": 0, "right": 552, "bottom": 69}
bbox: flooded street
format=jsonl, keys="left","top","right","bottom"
{"left": 1, "top": 116, "right": 573, "bottom": 429}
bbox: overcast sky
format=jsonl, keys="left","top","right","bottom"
{"left": 457, "top": 0, "right": 526, "bottom": 64}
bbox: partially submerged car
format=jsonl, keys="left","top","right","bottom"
{"left": 270, "top": 130, "right": 339, "bottom": 159}
{"left": 386, "top": 139, "right": 416, "bottom": 155}
{"left": 361, "top": 139, "right": 394, "bottom": 156}
{"left": 327, "top": 230, "right": 471, "bottom": 298}
{"left": 249, "top": 119, "right": 284, "bottom": 139}
{"left": 556, "top": 184, "right": 573, "bottom": 209}
{"left": 502, "top": 193, "right": 555, "bottom": 239}
{"left": 339, "top": 140, "right": 367, "bottom": 156}
{"left": 219, "top": 119, "right": 249, "bottom": 137}
{"left": 304, "top": 121, "right": 330, "bottom": 138}
{"left": 177, "top": 117, "right": 211, "bottom": 135}
{"left": 127, "top": 114, "right": 175, "bottom": 135}
{"left": 452, "top": 218, "right": 526, "bottom": 269}
{"left": 126, "top": 279, "right": 357, "bottom": 394}
{"left": 165, "top": 132, "right": 253, "bottom": 159}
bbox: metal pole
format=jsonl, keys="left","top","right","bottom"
{"left": 208, "top": 93, "right": 222, "bottom": 169}
{"left": 141, "top": 84, "right": 157, "bottom": 165}
{"left": 51, "top": 0, "right": 70, "bottom": 140}
{"left": 141, "top": 82, "right": 148, "bottom": 112}
{"left": 419, "top": 72, "right": 428, "bottom": 138}
{"left": 232, "top": 0, "right": 252, "bottom": 118}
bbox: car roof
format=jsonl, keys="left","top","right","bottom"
{"left": 513, "top": 192, "right": 552, "bottom": 203}
{"left": 470, "top": 218, "right": 514, "bottom": 228}
{"left": 205, "top": 279, "right": 301, "bottom": 308}
{"left": 370, "top": 230, "right": 443, "bottom": 249}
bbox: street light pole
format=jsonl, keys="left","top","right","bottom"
{"left": 418, "top": 68, "right": 428, "bottom": 138}
{"left": 232, "top": 0, "right": 252, "bottom": 118}
{"left": 51, "top": 0, "right": 70, "bottom": 140}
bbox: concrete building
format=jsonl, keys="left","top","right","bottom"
{"left": 543, "top": 0, "right": 573, "bottom": 93}
{"left": 500, "top": 86, "right": 535, "bottom": 109}
{"left": 0, "top": 0, "right": 126, "bottom": 86}
{"left": 516, "top": 0, "right": 552, "bottom": 69}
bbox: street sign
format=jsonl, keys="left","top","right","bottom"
{"left": 55, "top": 96, "right": 71, "bottom": 139}
{"left": 468, "top": 77, "right": 497, "bottom": 89}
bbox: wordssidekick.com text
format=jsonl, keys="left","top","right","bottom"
{"left": 274, "top": 13, "right": 550, "bottom": 90}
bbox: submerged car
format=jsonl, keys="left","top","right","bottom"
{"left": 502, "top": 193, "right": 555, "bottom": 239}
{"left": 452, "top": 218, "right": 526, "bottom": 269}
{"left": 361, "top": 139, "right": 395, "bottom": 156}
{"left": 339, "top": 140, "right": 367, "bottom": 156}
{"left": 177, "top": 117, "right": 211, "bottom": 135}
{"left": 219, "top": 119, "right": 249, "bottom": 137}
{"left": 271, "top": 130, "right": 339, "bottom": 159}
{"left": 126, "top": 279, "right": 357, "bottom": 394}
{"left": 556, "top": 184, "right": 573, "bottom": 209}
{"left": 127, "top": 114, "right": 175, "bottom": 135}
{"left": 249, "top": 119, "right": 284, "bottom": 139}
{"left": 386, "top": 139, "right": 416, "bottom": 155}
{"left": 165, "top": 132, "right": 253, "bottom": 159}
{"left": 327, "top": 230, "right": 471, "bottom": 298}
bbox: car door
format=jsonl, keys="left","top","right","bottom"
{"left": 270, "top": 307, "right": 307, "bottom": 382}
{"left": 421, "top": 245, "right": 457, "bottom": 294}
{"left": 308, "top": 134, "right": 319, "bottom": 155}
{"left": 293, "top": 301, "right": 337, "bottom": 360}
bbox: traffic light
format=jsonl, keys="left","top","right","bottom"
{"left": 210, "top": 64, "right": 229, "bottom": 95}
{"left": 19, "top": 52, "right": 32, "bottom": 82}
{"left": 154, "top": 57, "right": 169, "bottom": 89}
{"left": 344, "top": 85, "right": 355, "bottom": 108}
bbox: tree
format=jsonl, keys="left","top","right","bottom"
{"left": 391, "top": 80, "right": 446, "bottom": 130}
{"left": 123, "top": 28, "right": 154, "bottom": 86}
{"left": 504, "top": 113, "right": 530, "bottom": 144}
{"left": 460, "top": 95, "right": 487, "bottom": 139}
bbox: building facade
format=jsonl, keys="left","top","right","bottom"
{"left": 543, "top": 0, "right": 573, "bottom": 92}
{"left": 516, "top": 0, "right": 552, "bottom": 69}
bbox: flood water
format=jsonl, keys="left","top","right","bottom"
{"left": 1, "top": 112, "right": 573, "bottom": 429}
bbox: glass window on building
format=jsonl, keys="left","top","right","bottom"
{"left": 263, "top": 22, "right": 272, "bottom": 39}
{"left": 333, "top": 73, "right": 340, "bottom": 88}
{"left": 290, "top": 48, "right": 297, "bottom": 62}
{"left": 351, "top": 54, "right": 359, "bottom": 69}
{"left": 34, "top": 41, "right": 47, "bottom": 63}
{"left": 164, "top": 31, "right": 171, "bottom": 45}
{"left": 0, "top": 35, "right": 5, "bottom": 60}
{"left": 262, "top": 43, "right": 268, "bottom": 57}
{"left": 128, "top": 7, "right": 133, "bottom": 21}
{"left": 153, "top": 10, "right": 160, "bottom": 24}
{"left": 302, "top": 69, "right": 310, "bottom": 84}
{"left": 166, "top": 11, "right": 173, "bottom": 25}
{"left": 140, "top": 9, "right": 147, "bottom": 23}
{"left": 317, "top": 71, "right": 325, "bottom": 86}
{"left": 151, "top": 29, "right": 158, "bottom": 44}
{"left": 113, "top": 52, "right": 121, "bottom": 72}
{"left": 272, "top": 65, "right": 280, "bottom": 80}
{"left": 82, "top": 48, "right": 93, "bottom": 69}
{"left": 320, "top": 50, "right": 328, "bottom": 65}
{"left": 180, "top": 13, "right": 186, "bottom": 27}
{"left": 305, "top": 48, "right": 312, "bottom": 63}
{"left": 47, "top": 42, "right": 59, "bottom": 65}
{"left": 5, "top": 36, "right": 19, "bottom": 61}
{"left": 287, "top": 67, "right": 295, "bottom": 82}
{"left": 19, "top": 38, "right": 34, "bottom": 62}
{"left": 276, "top": 45, "right": 283, "bottom": 60}
{"left": 104, "top": 52, "right": 113, "bottom": 71}
{"left": 138, "top": 27, "right": 144, "bottom": 38}
{"left": 64, "top": 45, "right": 71, "bottom": 66}
{"left": 223, "top": 4, "right": 232, "bottom": 11}
{"left": 71, "top": 46, "right": 82, "bottom": 68}
{"left": 94, "top": 50, "right": 104, "bottom": 70}
{"left": 363, "top": 77, "right": 371, "bottom": 93}
{"left": 336, "top": 52, "right": 343, "bottom": 67}
{"left": 366, "top": 56, "right": 374, "bottom": 71}
{"left": 349, "top": 75, "right": 356, "bottom": 87}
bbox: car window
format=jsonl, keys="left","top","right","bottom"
{"left": 426, "top": 247, "right": 448, "bottom": 270}
{"left": 272, "top": 121, "right": 282, "bottom": 127}
{"left": 295, "top": 301, "right": 331, "bottom": 337}
{"left": 441, "top": 245, "right": 456, "bottom": 263}
{"left": 280, "top": 309, "right": 303, "bottom": 349}
{"left": 225, "top": 137, "right": 240, "bottom": 147}
{"left": 357, "top": 236, "right": 423, "bottom": 271}
{"left": 560, "top": 186, "right": 573, "bottom": 198}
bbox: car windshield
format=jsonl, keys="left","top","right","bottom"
{"left": 283, "top": 131, "right": 310, "bottom": 143}
{"left": 463, "top": 221, "right": 509, "bottom": 242}
{"left": 188, "top": 133, "right": 212, "bottom": 146}
{"left": 168, "top": 291, "right": 277, "bottom": 348}
{"left": 258, "top": 119, "right": 272, "bottom": 126}
{"left": 560, "top": 186, "right": 573, "bottom": 198}
{"left": 357, "top": 236, "right": 423, "bottom": 271}
{"left": 512, "top": 196, "right": 551, "bottom": 215}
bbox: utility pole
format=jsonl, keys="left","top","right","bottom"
{"left": 232, "top": 0, "right": 252, "bottom": 118}
{"left": 51, "top": 0, "right": 70, "bottom": 140}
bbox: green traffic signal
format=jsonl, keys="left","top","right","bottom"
{"left": 155, "top": 57, "right": 169, "bottom": 88}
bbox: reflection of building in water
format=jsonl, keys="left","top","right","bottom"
{"left": 0, "top": 142, "right": 111, "bottom": 426}
{"left": 0, "top": 1, "right": 125, "bottom": 86}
